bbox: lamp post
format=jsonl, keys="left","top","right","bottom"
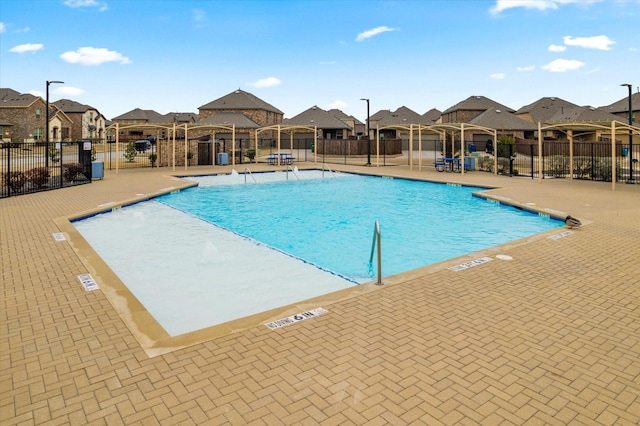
{"left": 360, "top": 98, "right": 370, "bottom": 165}
{"left": 45, "top": 80, "right": 64, "bottom": 168}
{"left": 620, "top": 84, "right": 635, "bottom": 184}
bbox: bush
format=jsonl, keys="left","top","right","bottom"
{"left": 246, "top": 148, "right": 256, "bottom": 161}
{"left": 26, "top": 167, "right": 50, "bottom": 188}
{"left": 124, "top": 142, "right": 137, "bottom": 162}
{"left": 63, "top": 163, "right": 84, "bottom": 182}
{"left": 3, "top": 171, "right": 27, "bottom": 192}
{"left": 496, "top": 135, "right": 515, "bottom": 158}
{"left": 48, "top": 146, "right": 60, "bottom": 164}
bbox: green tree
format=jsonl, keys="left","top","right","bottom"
{"left": 124, "top": 142, "right": 137, "bottom": 162}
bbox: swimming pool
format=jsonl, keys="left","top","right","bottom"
{"left": 72, "top": 170, "right": 562, "bottom": 336}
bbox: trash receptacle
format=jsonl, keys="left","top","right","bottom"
{"left": 622, "top": 147, "right": 629, "bottom": 157}
{"left": 216, "top": 152, "right": 228, "bottom": 165}
{"left": 310, "top": 143, "right": 315, "bottom": 153}
{"left": 469, "top": 144, "right": 476, "bottom": 153}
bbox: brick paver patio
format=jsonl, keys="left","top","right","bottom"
{"left": 2, "top": 163, "right": 639, "bottom": 425}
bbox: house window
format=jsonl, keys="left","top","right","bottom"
{"left": 0, "top": 127, "right": 3, "bottom": 140}
{"left": 89, "top": 112, "right": 94, "bottom": 123}
{"left": 36, "top": 109, "right": 42, "bottom": 119}
{"left": 33, "top": 128, "right": 43, "bottom": 141}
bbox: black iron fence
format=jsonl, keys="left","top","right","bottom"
{"left": 97, "top": 140, "right": 157, "bottom": 170}
{"left": 1, "top": 141, "right": 93, "bottom": 198}
{"left": 471, "top": 141, "right": 635, "bottom": 182}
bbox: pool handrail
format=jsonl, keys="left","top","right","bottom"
{"left": 369, "top": 220, "right": 383, "bottom": 286}
{"left": 285, "top": 165, "right": 300, "bottom": 181}
{"left": 322, "top": 163, "right": 336, "bottom": 178}
{"left": 243, "top": 167, "right": 257, "bottom": 184}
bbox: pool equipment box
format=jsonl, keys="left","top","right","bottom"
{"left": 216, "top": 153, "right": 229, "bottom": 165}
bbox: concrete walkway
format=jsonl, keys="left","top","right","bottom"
{"left": 1, "top": 163, "right": 639, "bottom": 425}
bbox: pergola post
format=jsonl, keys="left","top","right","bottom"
{"left": 568, "top": 129, "right": 573, "bottom": 180}
{"left": 461, "top": 123, "right": 465, "bottom": 175}
{"left": 537, "top": 122, "right": 542, "bottom": 183}
{"left": 172, "top": 123, "right": 176, "bottom": 172}
{"left": 418, "top": 125, "right": 423, "bottom": 172}
{"left": 409, "top": 124, "right": 414, "bottom": 171}
{"left": 115, "top": 122, "right": 119, "bottom": 175}
{"left": 184, "top": 124, "right": 188, "bottom": 171}
{"left": 611, "top": 120, "right": 616, "bottom": 191}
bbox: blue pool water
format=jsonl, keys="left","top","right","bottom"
{"left": 160, "top": 171, "right": 562, "bottom": 282}
{"left": 73, "top": 170, "right": 562, "bottom": 335}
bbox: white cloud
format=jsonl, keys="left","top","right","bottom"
{"left": 491, "top": 73, "right": 506, "bottom": 80}
{"left": 517, "top": 65, "right": 536, "bottom": 71}
{"left": 64, "top": 0, "right": 108, "bottom": 11}
{"left": 60, "top": 47, "right": 131, "bottom": 65}
{"left": 490, "top": 0, "right": 601, "bottom": 14}
{"left": 563, "top": 35, "right": 615, "bottom": 50}
{"left": 0, "top": 22, "right": 5, "bottom": 33}
{"left": 57, "top": 86, "right": 86, "bottom": 96}
{"left": 29, "top": 90, "right": 43, "bottom": 97}
{"left": 9, "top": 43, "right": 43, "bottom": 53}
{"left": 248, "top": 77, "right": 281, "bottom": 88}
{"left": 541, "top": 58, "right": 585, "bottom": 72}
{"left": 548, "top": 44, "right": 566, "bottom": 52}
{"left": 326, "top": 100, "right": 348, "bottom": 110}
{"left": 356, "top": 26, "right": 397, "bottom": 42}
{"left": 192, "top": 9, "right": 206, "bottom": 27}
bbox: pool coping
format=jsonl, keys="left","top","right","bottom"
{"left": 54, "top": 167, "right": 581, "bottom": 357}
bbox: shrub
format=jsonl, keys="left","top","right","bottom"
{"left": 26, "top": 167, "right": 50, "bottom": 188}
{"left": 3, "top": 171, "right": 27, "bottom": 192}
{"left": 124, "top": 142, "right": 137, "bottom": 162}
{"left": 48, "top": 146, "right": 60, "bottom": 164}
{"left": 496, "top": 135, "right": 515, "bottom": 158}
{"left": 63, "top": 163, "right": 84, "bottom": 182}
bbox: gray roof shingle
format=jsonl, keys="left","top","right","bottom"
{"left": 0, "top": 88, "right": 39, "bottom": 108}
{"left": 546, "top": 105, "right": 626, "bottom": 123}
{"left": 468, "top": 108, "right": 538, "bottom": 130}
{"left": 198, "top": 89, "right": 283, "bottom": 114}
{"left": 515, "top": 97, "right": 579, "bottom": 122}
{"left": 197, "top": 112, "right": 260, "bottom": 128}
{"left": 283, "top": 106, "right": 352, "bottom": 129}
{"left": 442, "top": 95, "right": 515, "bottom": 114}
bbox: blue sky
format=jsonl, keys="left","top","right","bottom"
{"left": 1, "top": 0, "right": 638, "bottom": 121}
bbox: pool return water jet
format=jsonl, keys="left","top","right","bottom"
{"left": 369, "top": 220, "right": 383, "bottom": 285}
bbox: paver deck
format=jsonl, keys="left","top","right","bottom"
{"left": 1, "top": 163, "right": 639, "bottom": 425}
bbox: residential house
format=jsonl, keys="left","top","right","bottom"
{"left": 468, "top": 108, "right": 538, "bottom": 141}
{"left": 110, "top": 109, "right": 198, "bottom": 141}
{"left": 196, "top": 89, "right": 284, "bottom": 147}
{"left": 327, "top": 109, "right": 364, "bottom": 138}
{"left": 0, "top": 88, "right": 71, "bottom": 143}
{"left": 198, "top": 89, "right": 283, "bottom": 126}
{"left": 422, "top": 108, "right": 441, "bottom": 123}
{"left": 283, "top": 105, "right": 352, "bottom": 140}
{"left": 373, "top": 106, "right": 428, "bottom": 141}
{"left": 515, "top": 97, "right": 579, "bottom": 124}
{"left": 546, "top": 105, "right": 635, "bottom": 143}
{"left": 440, "top": 95, "right": 515, "bottom": 124}
{"left": 53, "top": 99, "right": 107, "bottom": 141}
{"left": 599, "top": 92, "right": 640, "bottom": 124}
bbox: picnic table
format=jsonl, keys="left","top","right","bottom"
{"left": 267, "top": 152, "right": 295, "bottom": 165}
